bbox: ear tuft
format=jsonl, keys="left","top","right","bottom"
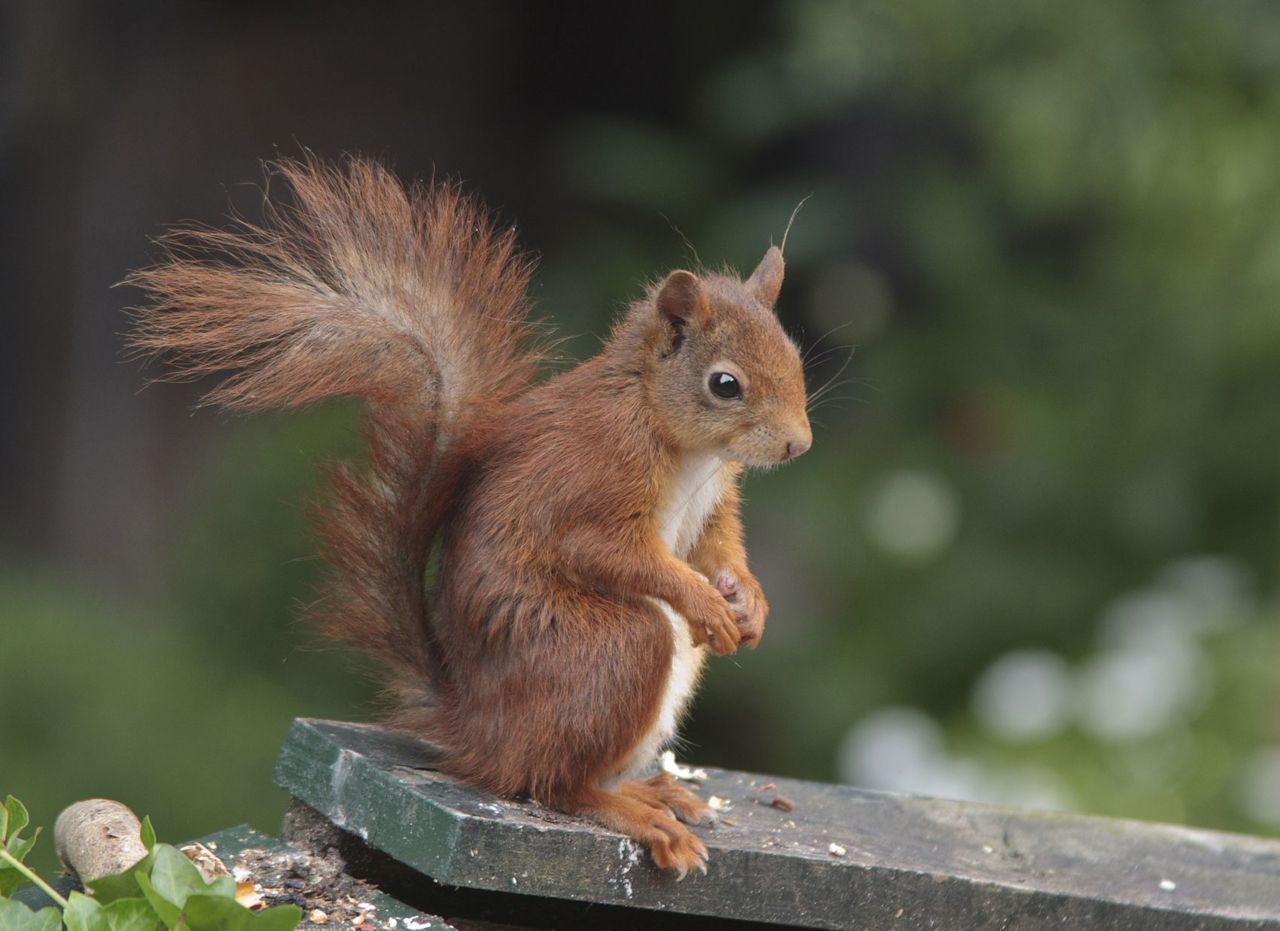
{"left": 656, "top": 270, "right": 710, "bottom": 332}
{"left": 747, "top": 246, "right": 785, "bottom": 307}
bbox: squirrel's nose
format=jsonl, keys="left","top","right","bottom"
{"left": 783, "top": 432, "right": 812, "bottom": 460}
{"left": 781, "top": 417, "right": 813, "bottom": 461}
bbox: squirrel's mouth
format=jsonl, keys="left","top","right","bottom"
{"left": 722, "top": 449, "right": 802, "bottom": 471}
{"left": 723, "top": 429, "right": 812, "bottom": 469}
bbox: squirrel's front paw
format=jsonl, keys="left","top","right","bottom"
{"left": 716, "top": 570, "right": 768, "bottom": 649}
{"left": 683, "top": 584, "right": 740, "bottom": 656}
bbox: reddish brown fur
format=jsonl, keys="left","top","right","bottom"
{"left": 128, "top": 156, "right": 810, "bottom": 877}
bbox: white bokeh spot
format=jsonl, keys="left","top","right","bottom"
{"left": 972, "top": 649, "right": 1072, "bottom": 743}
{"left": 865, "top": 470, "right": 960, "bottom": 561}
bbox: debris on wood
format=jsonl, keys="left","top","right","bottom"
{"left": 181, "top": 841, "right": 232, "bottom": 883}
{"left": 828, "top": 842, "right": 847, "bottom": 857}
{"left": 229, "top": 842, "right": 389, "bottom": 928}
{"left": 707, "top": 795, "right": 731, "bottom": 812}
{"left": 235, "top": 881, "right": 265, "bottom": 910}
{"left": 751, "top": 782, "right": 796, "bottom": 812}
{"left": 178, "top": 841, "right": 267, "bottom": 910}
{"left": 659, "top": 750, "right": 708, "bottom": 782}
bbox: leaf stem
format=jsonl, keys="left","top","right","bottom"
{"left": 0, "top": 847, "right": 69, "bottom": 909}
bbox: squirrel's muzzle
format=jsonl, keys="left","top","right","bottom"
{"left": 782, "top": 419, "right": 813, "bottom": 461}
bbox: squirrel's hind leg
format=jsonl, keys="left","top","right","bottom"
{"left": 439, "top": 590, "right": 711, "bottom": 873}
{"left": 569, "top": 783, "right": 709, "bottom": 878}
{"left": 620, "top": 773, "right": 714, "bottom": 825}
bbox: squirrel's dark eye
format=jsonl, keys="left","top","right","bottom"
{"left": 708, "top": 371, "right": 742, "bottom": 400}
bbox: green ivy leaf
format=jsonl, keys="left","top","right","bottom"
{"left": 88, "top": 847, "right": 155, "bottom": 906}
{"left": 63, "top": 892, "right": 160, "bottom": 931}
{"left": 102, "top": 898, "right": 163, "bottom": 931}
{"left": 139, "top": 819, "right": 156, "bottom": 854}
{"left": 0, "top": 857, "right": 32, "bottom": 898}
{"left": 88, "top": 863, "right": 145, "bottom": 906}
{"left": 0, "top": 899, "right": 59, "bottom": 931}
{"left": 1, "top": 798, "right": 28, "bottom": 844}
{"left": 63, "top": 892, "right": 109, "bottom": 931}
{"left": 0, "top": 797, "right": 40, "bottom": 898}
{"left": 247, "top": 905, "right": 302, "bottom": 931}
{"left": 134, "top": 873, "right": 180, "bottom": 931}
{"left": 147, "top": 846, "right": 234, "bottom": 906}
{"left": 179, "top": 896, "right": 300, "bottom": 931}
{"left": 5, "top": 829, "right": 40, "bottom": 866}
{"left": 180, "top": 895, "right": 248, "bottom": 931}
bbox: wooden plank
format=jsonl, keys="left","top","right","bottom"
{"left": 273, "top": 718, "right": 1280, "bottom": 930}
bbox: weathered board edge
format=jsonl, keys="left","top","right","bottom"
{"left": 273, "top": 718, "right": 1280, "bottom": 930}
{"left": 272, "top": 718, "right": 468, "bottom": 883}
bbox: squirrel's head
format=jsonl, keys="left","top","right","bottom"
{"left": 639, "top": 246, "right": 811, "bottom": 468}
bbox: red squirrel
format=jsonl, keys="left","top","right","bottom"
{"left": 129, "top": 157, "right": 811, "bottom": 876}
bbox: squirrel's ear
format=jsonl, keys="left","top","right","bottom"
{"left": 747, "top": 246, "right": 785, "bottom": 307}
{"left": 656, "top": 270, "right": 710, "bottom": 335}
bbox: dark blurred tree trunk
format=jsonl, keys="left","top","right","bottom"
{"left": 2, "top": 1, "right": 519, "bottom": 588}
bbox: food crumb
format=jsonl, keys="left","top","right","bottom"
{"left": 660, "top": 750, "right": 708, "bottom": 782}
{"left": 235, "top": 881, "right": 264, "bottom": 910}
{"left": 1159, "top": 879, "right": 1176, "bottom": 891}
{"left": 828, "top": 843, "right": 847, "bottom": 857}
{"left": 751, "top": 782, "right": 796, "bottom": 812}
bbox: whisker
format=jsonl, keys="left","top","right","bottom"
{"left": 804, "top": 343, "right": 855, "bottom": 370}
{"left": 808, "top": 379, "right": 855, "bottom": 403}
{"left": 815, "top": 375, "right": 876, "bottom": 399}
{"left": 808, "top": 394, "right": 863, "bottom": 413}
{"left": 809, "top": 367, "right": 868, "bottom": 395}
{"left": 801, "top": 322, "right": 853, "bottom": 365}
{"left": 805, "top": 347, "right": 856, "bottom": 407}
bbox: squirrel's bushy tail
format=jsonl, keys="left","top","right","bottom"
{"left": 128, "top": 156, "right": 542, "bottom": 707}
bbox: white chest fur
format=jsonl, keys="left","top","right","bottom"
{"left": 614, "top": 454, "right": 725, "bottom": 782}
{"left": 657, "top": 452, "right": 726, "bottom": 560}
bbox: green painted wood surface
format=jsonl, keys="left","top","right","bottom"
{"left": 273, "top": 718, "right": 1280, "bottom": 930}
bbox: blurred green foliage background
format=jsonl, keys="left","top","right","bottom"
{"left": 2, "top": 0, "right": 1277, "bottom": 875}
